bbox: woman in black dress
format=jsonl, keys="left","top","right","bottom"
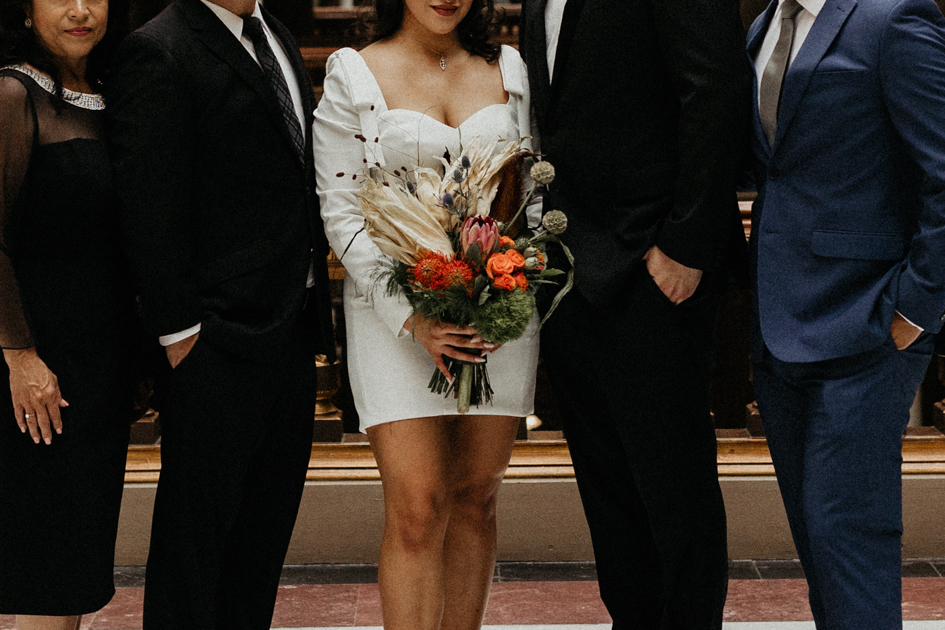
{"left": 0, "top": 0, "right": 136, "bottom": 626}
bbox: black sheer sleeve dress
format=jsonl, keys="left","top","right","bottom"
{"left": 0, "top": 65, "right": 138, "bottom": 616}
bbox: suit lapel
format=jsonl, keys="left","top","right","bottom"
{"left": 773, "top": 0, "right": 856, "bottom": 149}
{"left": 549, "top": 0, "right": 587, "bottom": 106}
{"left": 524, "top": 0, "right": 552, "bottom": 120}
{"left": 747, "top": 0, "right": 777, "bottom": 58}
{"left": 180, "top": 0, "right": 304, "bottom": 166}
{"left": 748, "top": 0, "right": 778, "bottom": 158}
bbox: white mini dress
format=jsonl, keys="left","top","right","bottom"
{"left": 313, "top": 46, "right": 540, "bottom": 431}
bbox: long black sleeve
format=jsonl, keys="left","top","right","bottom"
{"left": 107, "top": 32, "right": 202, "bottom": 338}
{"left": 0, "top": 76, "right": 35, "bottom": 349}
{"left": 651, "top": 0, "right": 753, "bottom": 270}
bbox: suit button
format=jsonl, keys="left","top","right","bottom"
{"left": 940, "top": 313, "right": 945, "bottom": 321}
{"left": 769, "top": 167, "right": 781, "bottom": 180}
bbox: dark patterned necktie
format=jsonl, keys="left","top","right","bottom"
{"left": 759, "top": 0, "right": 803, "bottom": 147}
{"left": 242, "top": 15, "right": 305, "bottom": 159}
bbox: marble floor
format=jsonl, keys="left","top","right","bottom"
{"left": 1, "top": 561, "right": 944, "bottom": 629}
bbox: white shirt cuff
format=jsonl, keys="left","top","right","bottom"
{"left": 159, "top": 324, "right": 202, "bottom": 346}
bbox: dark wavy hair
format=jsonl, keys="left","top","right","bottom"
{"left": 362, "top": 0, "right": 501, "bottom": 63}
{"left": 0, "top": 0, "right": 129, "bottom": 94}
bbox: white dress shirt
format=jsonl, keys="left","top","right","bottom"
{"left": 544, "top": 0, "right": 568, "bottom": 82}
{"left": 161, "top": 1, "right": 307, "bottom": 346}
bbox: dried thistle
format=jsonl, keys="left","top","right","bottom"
{"left": 530, "top": 161, "right": 556, "bottom": 185}
{"left": 542, "top": 210, "right": 568, "bottom": 235}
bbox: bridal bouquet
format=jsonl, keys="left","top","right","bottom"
{"left": 351, "top": 137, "right": 573, "bottom": 413}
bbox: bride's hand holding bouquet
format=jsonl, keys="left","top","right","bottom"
{"left": 407, "top": 313, "right": 493, "bottom": 381}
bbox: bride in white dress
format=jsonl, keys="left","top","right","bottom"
{"left": 313, "top": 0, "right": 539, "bottom": 625}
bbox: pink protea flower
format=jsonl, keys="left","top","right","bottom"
{"left": 460, "top": 216, "right": 499, "bottom": 263}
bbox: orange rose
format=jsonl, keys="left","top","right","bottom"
{"left": 499, "top": 236, "right": 515, "bottom": 247}
{"left": 505, "top": 249, "right": 526, "bottom": 268}
{"left": 493, "top": 273, "right": 517, "bottom": 291}
{"left": 513, "top": 272, "right": 528, "bottom": 291}
{"left": 486, "top": 252, "right": 516, "bottom": 279}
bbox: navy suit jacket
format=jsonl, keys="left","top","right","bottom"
{"left": 749, "top": 0, "right": 945, "bottom": 363}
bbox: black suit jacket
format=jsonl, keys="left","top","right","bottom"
{"left": 522, "top": 0, "right": 751, "bottom": 307}
{"left": 107, "top": 0, "right": 333, "bottom": 363}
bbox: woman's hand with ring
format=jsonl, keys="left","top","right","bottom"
{"left": 3, "top": 348, "right": 69, "bottom": 445}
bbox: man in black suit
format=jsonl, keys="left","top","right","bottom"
{"left": 107, "top": 0, "right": 333, "bottom": 626}
{"left": 522, "top": 0, "right": 750, "bottom": 627}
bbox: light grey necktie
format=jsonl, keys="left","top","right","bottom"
{"left": 759, "top": 0, "right": 803, "bottom": 147}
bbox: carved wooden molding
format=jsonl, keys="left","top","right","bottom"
{"left": 124, "top": 431, "right": 945, "bottom": 484}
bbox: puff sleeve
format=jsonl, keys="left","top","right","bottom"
{"left": 313, "top": 49, "right": 414, "bottom": 337}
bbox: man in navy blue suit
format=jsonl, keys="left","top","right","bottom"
{"left": 748, "top": 0, "right": 945, "bottom": 627}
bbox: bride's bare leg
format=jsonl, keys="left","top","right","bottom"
{"left": 369, "top": 417, "right": 452, "bottom": 630}
{"left": 16, "top": 616, "right": 81, "bottom": 630}
{"left": 440, "top": 415, "right": 519, "bottom": 630}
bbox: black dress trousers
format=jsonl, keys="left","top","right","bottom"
{"left": 142, "top": 327, "right": 316, "bottom": 630}
{"left": 541, "top": 269, "right": 729, "bottom": 630}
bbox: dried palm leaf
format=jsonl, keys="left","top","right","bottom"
{"left": 359, "top": 177, "right": 454, "bottom": 265}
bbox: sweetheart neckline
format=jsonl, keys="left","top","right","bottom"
{"left": 346, "top": 49, "right": 513, "bottom": 131}
{"left": 382, "top": 101, "right": 513, "bottom": 131}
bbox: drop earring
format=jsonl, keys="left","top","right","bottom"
{"left": 24, "top": 17, "right": 32, "bottom": 28}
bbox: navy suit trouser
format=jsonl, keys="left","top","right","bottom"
{"left": 753, "top": 334, "right": 934, "bottom": 630}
